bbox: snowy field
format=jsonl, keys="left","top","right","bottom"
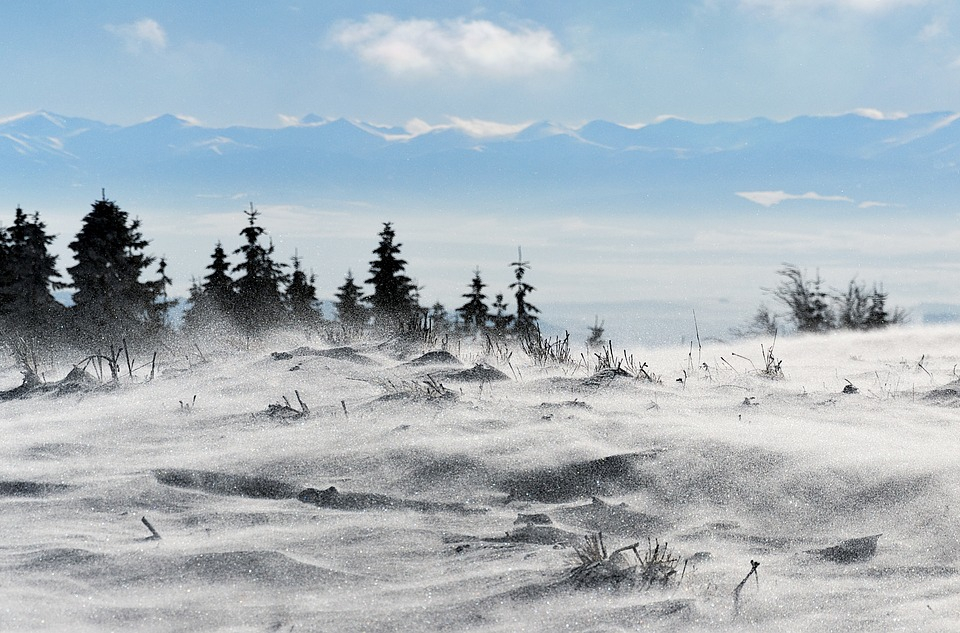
{"left": 2, "top": 324, "right": 960, "bottom": 632}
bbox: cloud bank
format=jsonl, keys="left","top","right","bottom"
{"left": 736, "top": 190, "right": 855, "bottom": 207}
{"left": 331, "top": 14, "right": 571, "bottom": 77}
{"left": 105, "top": 18, "right": 167, "bottom": 54}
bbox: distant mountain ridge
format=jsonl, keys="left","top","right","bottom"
{"left": 3, "top": 110, "right": 960, "bottom": 213}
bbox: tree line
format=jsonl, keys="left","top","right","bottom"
{"left": 744, "top": 264, "right": 905, "bottom": 336}
{"left": 0, "top": 196, "right": 543, "bottom": 351}
{"left": 0, "top": 196, "right": 908, "bottom": 353}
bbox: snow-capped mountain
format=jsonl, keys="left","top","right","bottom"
{"left": 3, "top": 110, "right": 960, "bottom": 213}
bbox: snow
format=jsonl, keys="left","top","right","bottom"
{"left": 2, "top": 324, "right": 960, "bottom": 631}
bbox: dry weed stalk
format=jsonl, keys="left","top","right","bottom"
{"left": 483, "top": 333, "right": 513, "bottom": 366}
{"left": 11, "top": 337, "right": 44, "bottom": 381}
{"left": 262, "top": 390, "right": 310, "bottom": 420}
{"left": 729, "top": 335, "right": 783, "bottom": 380}
{"left": 592, "top": 341, "right": 657, "bottom": 382}
{"left": 732, "top": 559, "right": 760, "bottom": 617}
{"left": 520, "top": 327, "right": 573, "bottom": 367}
{"left": 378, "top": 376, "right": 457, "bottom": 402}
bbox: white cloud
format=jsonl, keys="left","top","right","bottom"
{"left": 105, "top": 18, "right": 167, "bottom": 54}
{"left": 919, "top": 17, "right": 948, "bottom": 41}
{"left": 736, "top": 190, "right": 855, "bottom": 207}
{"left": 331, "top": 14, "right": 571, "bottom": 77}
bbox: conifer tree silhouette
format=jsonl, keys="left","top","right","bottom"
{"left": 1, "top": 207, "right": 64, "bottom": 339}
{"left": 334, "top": 269, "right": 367, "bottom": 333}
{"left": 490, "top": 293, "right": 514, "bottom": 337}
{"left": 184, "top": 242, "right": 236, "bottom": 330}
{"left": 0, "top": 228, "right": 12, "bottom": 314}
{"left": 457, "top": 267, "right": 491, "bottom": 333}
{"left": 509, "top": 247, "right": 539, "bottom": 336}
{"left": 67, "top": 194, "right": 164, "bottom": 345}
{"left": 366, "top": 222, "right": 418, "bottom": 330}
{"left": 286, "top": 251, "right": 322, "bottom": 328}
{"left": 232, "top": 204, "right": 288, "bottom": 335}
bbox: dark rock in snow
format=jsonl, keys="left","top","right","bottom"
{"left": 0, "top": 480, "right": 71, "bottom": 497}
{"left": 500, "top": 451, "right": 661, "bottom": 503}
{"left": 298, "top": 486, "right": 486, "bottom": 515}
{"left": 923, "top": 380, "right": 960, "bottom": 405}
{"left": 555, "top": 496, "right": 667, "bottom": 537}
{"left": 435, "top": 363, "right": 509, "bottom": 383}
{"left": 0, "top": 371, "right": 41, "bottom": 400}
{"left": 538, "top": 400, "right": 591, "bottom": 410}
{"left": 806, "top": 534, "right": 881, "bottom": 563}
{"left": 406, "top": 350, "right": 461, "bottom": 366}
{"left": 484, "top": 524, "right": 582, "bottom": 546}
{"left": 0, "top": 366, "right": 101, "bottom": 400}
{"left": 515, "top": 513, "right": 553, "bottom": 526}
{"left": 153, "top": 469, "right": 299, "bottom": 499}
{"left": 54, "top": 366, "right": 100, "bottom": 394}
{"left": 271, "top": 346, "right": 376, "bottom": 365}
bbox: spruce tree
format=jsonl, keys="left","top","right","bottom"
{"left": 586, "top": 316, "right": 605, "bottom": 348}
{"left": 457, "top": 268, "right": 490, "bottom": 333}
{"left": 428, "top": 302, "right": 449, "bottom": 333}
{"left": 67, "top": 195, "right": 162, "bottom": 345}
{"left": 509, "top": 247, "right": 539, "bottom": 336}
{"left": 490, "top": 293, "right": 514, "bottom": 337}
{"left": 148, "top": 257, "right": 176, "bottom": 333}
{"left": 232, "top": 205, "right": 288, "bottom": 335}
{"left": 183, "top": 242, "right": 235, "bottom": 330}
{"left": 366, "top": 222, "right": 417, "bottom": 329}
{"left": 286, "top": 252, "right": 323, "bottom": 328}
{"left": 865, "top": 284, "right": 905, "bottom": 329}
{"left": 3, "top": 207, "right": 64, "bottom": 338}
{"left": 334, "top": 269, "right": 367, "bottom": 332}
{"left": 0, "top": 228, "right": 13, "bottom": 316}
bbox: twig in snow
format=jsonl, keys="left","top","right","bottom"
{"left": 732, "top": 559, "right": 760, "bottom": 617}
{"left": 141, "top": 516, "right": 162, "bottom": 540}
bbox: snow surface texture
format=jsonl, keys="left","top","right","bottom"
{"left": 2, "top": 326, "right": 960, "bottom": 631}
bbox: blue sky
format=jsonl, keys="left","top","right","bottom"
{"left": 3, "top": 1, "right": 960, "bottom": 342}
{"left": 5, "top": 0, "right": 960, "bottom": 129}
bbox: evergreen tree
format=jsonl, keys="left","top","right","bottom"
{"left": 490, "top": 293, "right": 514, "bottom": 337}
{"left": 232, "top": 204, "right": 288, "bottom": 334}
{"left": 770, "top": 265, "right": 833, "bottom": 333}
{"left": 67, "top": 195, "right": 162, "bottom": 345}
{"left": 286, "top": 252, "right": 323, "bottom": 328}
{"left": 865, "top": 284, "right": 905, "bottom": 329}
{"left": 146, "top": 257, "right": 175, "bottom": 333}
{"left": 457, "top": 268, "right": 490, "bottom": 333}
{"left": 365, "top": 222, "right": 417, "bottom": 329}
{"left": 183, "top": 242, "right": 235, "bottom": 330}
{"left": 428, "top": 302, "right": 449, "bottom": 333}
{"left": 835, "top": 279, "right": 871, "bottom": 330}
{"left": 586, "top": 316, "right": 605, "bottom": 348}
{"left": 509, "top": 247, "right": 539, "bottom": 336}
{"left": 203, "top": 242, "right": 234, "bottom": 309}
{"left": 0, "top": 228, "right": 13, "bottom": 315}
{"left": 2, "top": 208, "right": 64, "bottom": 338}
{"left": 334, "top": 269, "right": 367, "bottom": 332}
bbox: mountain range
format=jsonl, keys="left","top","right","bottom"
{"left": 3, "top": 110, "right": 960, "bottom": 214}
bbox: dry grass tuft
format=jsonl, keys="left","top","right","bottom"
{"left": 570, "top": 533, "right": 681, "bottom": 590}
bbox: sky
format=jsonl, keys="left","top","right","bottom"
{"left": 3, "top": 0, "right": 960, "bottom": 342}
{"left": 4, "top": 0, "right": 960, "bottom": 130}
